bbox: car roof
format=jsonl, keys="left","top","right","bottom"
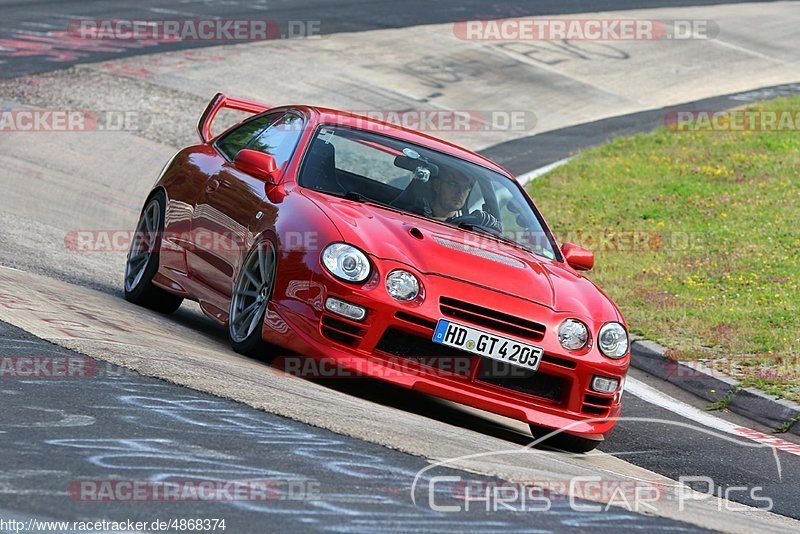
{"left": 280, "top": 105, "right": 516, "bottom": 180}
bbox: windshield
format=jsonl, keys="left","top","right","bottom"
{"left": 298, "top": 125, "right": 559, "bottom": 260}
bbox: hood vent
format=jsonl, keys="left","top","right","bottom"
{"left": 433, "top": 236, "right": 525, "bottom": 269}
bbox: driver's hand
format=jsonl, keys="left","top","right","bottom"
{"left": 468, "top": 210, "right": 502, "bottom": 232}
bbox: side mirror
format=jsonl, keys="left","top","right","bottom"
{"left": 561, "top": 242, "right": 594, "bottom": 271}
{"left": 234, "top": 149, "right": 279, "bottom": 183}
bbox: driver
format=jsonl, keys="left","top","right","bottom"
{"left": 423, "top": 169, "right": 472, "bottom": 221}
{"left": 421, "top": 169, "right": 502, "bottom": 232}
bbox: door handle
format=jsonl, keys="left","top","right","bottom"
{"left": 206, "top": 179, "right": 221, "bottom": 193}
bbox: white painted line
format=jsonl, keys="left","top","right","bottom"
{"left": 148, "top": 7, "right": 209, "bottom": 18}
{"left": 705, "top": 35, "right": 796, "bottom": 67}
{"left": 516, "top": 157, "right": 573, "bottom": 185}
{"left": 627, "top": 376, "right": 740, "bottom": 434}
{"left": 627, "top": 376, "right": 800, "bottom": 457}
{"left": 0, "top": 265, "right": 25, "bottom": 273}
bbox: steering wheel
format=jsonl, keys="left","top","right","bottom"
{"left": 447, "top": 211, "right": 503, "bottom": 234}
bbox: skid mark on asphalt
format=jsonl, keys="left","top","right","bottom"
{"left": 0, "top": 370, "right": 700, "bottom": 532}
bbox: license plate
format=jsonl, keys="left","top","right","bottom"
{"left": 432, "top": 319, "right": 543, "bottom": 371}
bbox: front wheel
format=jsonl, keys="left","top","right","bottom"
{"left": 529, "top": 425, "right": 602, "bottom": 453}
{"left": 228, "top": 240, "right": 277, "bottom": 357}
{"left": 124, "top": 191, "right": 183, "bottom": 314}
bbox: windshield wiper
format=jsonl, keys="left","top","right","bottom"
{"left": 320, "top": 189, "right": 371, "bottom": 203}
{"left": 456, "top": 222, "right": 501, "bottom": 236}
{"left": 343, "top": 190, "right": 368, "bottom": 202}
{"left": 321, "top": 189, "right": 401, "bottom": 212}
{"left": 342, "top": 190, "right": 397, "bottom": 209}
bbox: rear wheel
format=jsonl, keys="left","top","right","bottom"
{"left": 124, "top": 191, "right": 183, "bottom": 313}
{"left": 229, "top": 240, "right": 277, "bottom": 357}
{"left": 529, "top": 425, "right": 602, "bottom": 453}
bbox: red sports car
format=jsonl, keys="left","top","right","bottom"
{"left": 124, "top": 93, "right": 629, "bottom": 452}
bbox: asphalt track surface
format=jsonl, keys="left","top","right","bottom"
{"left": 0, "top": 0, "right": 784, "bottom": 78}
{"left": 0, "top": 321, "right": 713, "bottom": 533}
{"left": 2, "top": 0, "right": 800, "bottom": 531}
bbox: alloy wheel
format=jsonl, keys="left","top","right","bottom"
{"left": 229, "top": 241, "right": 276, "bottom": 343}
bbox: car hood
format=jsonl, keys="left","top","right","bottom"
{"left": 304, "top": 191, "right": 621, "bottom": 322}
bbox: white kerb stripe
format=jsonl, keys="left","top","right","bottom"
{"left": 627, "top": 376, "right": 800, "bottom": 457}
{"left": 515, "top": 157, "right": 573, "bottom": 185}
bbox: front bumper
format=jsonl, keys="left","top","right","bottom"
{"left": 265, "top": 262, "right": 627, "bottom": 440}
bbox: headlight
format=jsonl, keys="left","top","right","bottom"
{"left": 386, "top": 270, "right": 420, "bottom": 301}
{"left": 322, "top": 243, "right": 371, "bottom": 283}
{"left": 558, "top": 319, "right": 588, "bottom": 350}
{"left": 598, "top": 322, "right": 629, "bottom": 359}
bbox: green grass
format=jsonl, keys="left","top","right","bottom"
{"left": 528, "top": 97, "right": 800, "bottom": 402}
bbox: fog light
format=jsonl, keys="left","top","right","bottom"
{"left": 386, "top": 270, "right": 420, "bottom": 301}
{"left": 325, "top": 297, "right": 366, "bottom": 321}
{"left": 592, "top": 376, "right": 619, "bottom": 394}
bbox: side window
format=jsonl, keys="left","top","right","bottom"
{"left": 328, "top": 135, "right": 413, "bottom": 188}
{"left": 496, "top": 183, "right": 527, "bottom": 232}
{"left": 246, "top": 114, "right": 304, "bottom": 169}
{"left": 495, "top": 181, "right": 555, "bottom": 258}
{"left": 466, "top": 184, "right": 487, "bottom": 214}
{"left": 216, "top": 112, "right": 283, "bottom": 161}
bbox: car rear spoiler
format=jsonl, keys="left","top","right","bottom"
{"left": 198, "top": 92, "right": 270, "bottom": 143}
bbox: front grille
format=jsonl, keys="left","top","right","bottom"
{"left": 582, "top": 393, "right": 613, "bottom": 415}
{"left": 321, "top": 315, "right": 365, "bottom": 347}
{"left": 440, "top": 297, "right": 546, "bottom": 342}
{"left": 476, "top": 361, "right": 565, "bottom": 403}
{"left": 395, "top": 311, "right": 437, "bottom": 330}
{"left": 542, "top": 353, "right": 577, "bottom": 369}
{"left": 375, "top": 328, "right": 474, "bottom": 377}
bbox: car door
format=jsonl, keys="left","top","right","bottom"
{"left": 188, "top": 112, "right": 304, "bottom": 312}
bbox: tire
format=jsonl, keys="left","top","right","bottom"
{"left": 529, "top": 425, "right": 602, "bottom": 453}
{"left": 228, "top": 240, "right": 277, "bottom": 357}
{"left": 123, "top": 191, "right": 183, "bottom": 314}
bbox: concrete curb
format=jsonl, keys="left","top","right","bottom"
{"left": 630, "top": 339, "right": 800, "bottom": 436}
